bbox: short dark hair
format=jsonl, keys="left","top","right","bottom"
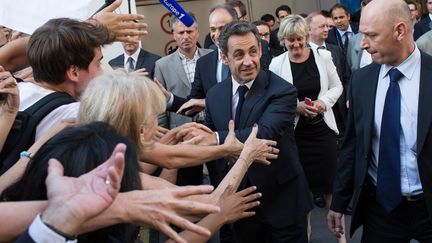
{"left": 320, "top": 10, "right": 331, "bottom": 18}
{"left": 209, "top": 4, "right": 239, "bottom": 21}
{"left": 252, "top": 20, "right": 270, "bottom": 29}
{"left": 275, "top": 5, "right": 292, "bottom": 18}
{"left": 219, "top": 20, "right": 260, "bottom": 55}
{"left": 260, "top": 14, "right": 276, "bottom": 22}
{"left": 27, "top": 18, "right": 115, "bottom": 85}
{"left": 330, "top": 3, "right": 350, "bottom": 17}
{"left": 1, "top": 121, "right": 141, "bottom": 242}
{"left": 226, "top": 0, "right": 247, "bottom": 18}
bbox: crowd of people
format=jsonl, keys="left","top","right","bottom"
{"left": 0, "top": 0, "right": 431, "bottom": 242}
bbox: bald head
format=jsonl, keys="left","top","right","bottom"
{"left": 362, "top": 0, "right": 412, "bottom": 29}
{"left": 359, "top": 0, "right": 415, "bottom": 66}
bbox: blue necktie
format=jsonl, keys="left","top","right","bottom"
{"left": 235, "top": 85, "right": 249, "bottom": 128}
{"left": 127, "top": 57, "right": 134, "bottom": 72}
{"left": 376, "top": 68, "right": 404, "bottom": 213}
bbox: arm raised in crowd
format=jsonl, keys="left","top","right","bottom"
{"left": 0, "top": 144, "right": 220, "bottom": 243}
{"left": 0, "top": 67, "right": 19, "bottom": 150}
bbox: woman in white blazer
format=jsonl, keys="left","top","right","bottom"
{"left": 269, "top": 15, "right": 345, "bottom": 243}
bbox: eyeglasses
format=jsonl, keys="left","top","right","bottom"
{"left": 260, "top": 32, "right": 270, "bottom": 37}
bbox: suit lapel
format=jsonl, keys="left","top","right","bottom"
{"left": 172, "top": 52, "right": 191, "bottom": 89}
{"left": 363, "top": 63, "right": 381, "bottom": 154}
{"left": 136, "top": 49, "right": 146, "bottom": 69}
{"left": 220, "top": 78, "right": 233, "bottom": 125}
{"left": 239, "top": 71, "right": 267, "bottom": 128}
{"left": 417, "top": 53, "right": 432, "bottom": 153}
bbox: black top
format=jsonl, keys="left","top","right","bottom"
{"left": 291, "top": 50, "right": 321, "bottom": 101}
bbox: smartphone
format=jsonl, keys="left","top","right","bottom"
{"left": 304, "top": 97, "right": 313, "bottom": 106}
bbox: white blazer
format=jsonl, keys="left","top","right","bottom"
{"left": 269, "top": 48, "right": 343, "bottom": 134}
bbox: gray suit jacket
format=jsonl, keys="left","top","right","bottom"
{"left": 416, "top": 30, "right": 432, "bottom": 56}
{"left": 155, "top": 48, "right": 213, "bottom": 128}
{"left": 346, "top": 33, "right": 364, "bottom": 72}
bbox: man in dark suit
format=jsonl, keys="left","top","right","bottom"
{"left": 269, "top": 4, "right": 291, "bottom": 51}
{"left": 194, "top": 20, "right": 311, "bottom": 243}
{"left": 108, "top": 36, "right": 160, "bottom": 79}
{"left": 326, "top": 3, "right": 359, "bottom": 53}
{"left": 414, "top": 0, "right": 432, "bottom": 40}
{"left": 328, "top": 0, "right": 432, "bottom": 242}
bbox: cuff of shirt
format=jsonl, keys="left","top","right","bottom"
{"left": 166, "top": 93, "right": 174, "bottom": 109}
{"left": 28, "top": 214, "right": 77, "bottom": 243}
{"left": 215, "top": 132, "right": 220, "bottom": 145}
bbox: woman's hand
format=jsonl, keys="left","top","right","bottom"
{"left": 313, "top": 99, "right": 326, "bottom": 114}
{"left": 0, "top": 66, "right": 19, "bottom": 115}
{"left": 297, "top": 101, "right": 319, "bottom": 118}
{"left": 216, "top": 186, "right": 261, "bottom": 224}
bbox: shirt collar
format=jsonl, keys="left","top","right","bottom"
{"left": 381, "top": 46, "right": 421, "bottom": 81}
{"left": 124, "top": 48, "right": 140, "bottom": 64}
{"left": 308, "top": 41, "right": 326, "bottom": 50}
{"left": 231, "top": 76, "right": 254, "bottom": 96}
{"left": 178, "top": 48, "right": 199, "bottom": 61}
{"left": 337, "top": 24, "right": 353, "bottom": 36}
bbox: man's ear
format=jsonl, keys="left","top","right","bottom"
{"left": 65, "top": 66, "right": 80, "bottom": 83}
{"left": 221, "top": 52, "right": 229, "bottom": 65}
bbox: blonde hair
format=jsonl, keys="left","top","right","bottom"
{"left": 78, "top": 70, "right": 166, "bottom": 152}
{"left": 277, "top": 14, "right": 309, "bottom": 42}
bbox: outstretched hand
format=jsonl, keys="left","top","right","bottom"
{"left": 119, "top": 185, "right": 220, "bottom": 243}
{"left": 223, "top": 120, "right": 244, "bottom": 164}
{"left": 240, "top": 124, "right": 278, "bottom": 165}
{"left": 41, "top": 143, "right": 126, "bottom": 236}
{"left": 177, "top": 99, "right": 205, "bottom": 116}
{"left": 93, "top": 0, "right": 148, "bottom": 42}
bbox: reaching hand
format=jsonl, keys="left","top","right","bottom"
{"left": 177, "top": 99, "right": 205, "bottom": 116}
{"left": 41, "top": 143, "right": 126, "bottom": 236}
{"left": 223, "top": 120, "right": 244, "bottom": 164}
{"left": 0, "top": 66, "right": 19, "bottom": 115}
{"left": 93, "top": 0, "right": 148, "bottom": 42}
{"left": 240, "top": 124, "right": 278, "bottom": 165}
{"left": 119, "top": 185, "right": 220, "bottom": 243}
{"left": 175, "top": 123, "right": 216, "bottom": 146}
{"left": 217, "top": 186, "right": 261, "bottom": 224}
{"left": 132, "top": 68, "right": 149, "bottom": 77}
{"left": 327, "top": 210, "right": 344, "bottom": 238}
{"left": 154, "top": 79, "right": 172, "bottom": 101}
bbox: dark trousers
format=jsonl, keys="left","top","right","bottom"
{"left": 361, "top": 184, "right": 432, "bottom": 243}
{"left": 232, "top": 211, "right": 308, "bottom": 243}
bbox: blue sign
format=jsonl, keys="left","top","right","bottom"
{"left": 340, "top": 0, "right": 361, "bottom": 14}
{"left": 159, "top": 0, "right": 194, "bottom": 27}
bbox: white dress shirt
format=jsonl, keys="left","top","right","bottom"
{"left": 337, "top": 25, "right": 354, "bottom": 44}
{"left": 123, "top": 49, "right": 140, "bottom": 70}
{"left": 231, "top": 76, "right": 254, "bottom": 119}
{"left": 216, "top": 48, "right": 224, "bottom": 83}
{"left": 369, "top": 47, "right": 422, "bottom": 196}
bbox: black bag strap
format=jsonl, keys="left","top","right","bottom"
{"left": 0, "top": 92, "right": 75, "bottom": 174}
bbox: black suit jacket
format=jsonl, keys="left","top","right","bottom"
{"left": 108, "top": 49, "right": 161, "bottom": 79}
{"left": 14, "top": 230, "right": 34, "bottom": 243}
{"left": 331, "top": 52, "right": 432, "bottom": 236}
{"left": 204, "top": 70, "right": 312, "bottom": 226}
{"left": 325, "top": 43, "right": 351, "bottom": 122}
{"left": 414, "top": 17, "right": 432, "bottom": 41}
{"left": 326, "top": 23, "right": 359, "bottom": 50}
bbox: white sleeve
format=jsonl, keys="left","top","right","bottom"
{"left": 28, "top": 214, "right": 77, "bottom": 243}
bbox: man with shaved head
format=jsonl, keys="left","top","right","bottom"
{"left": 328, "top": 0, "right": 432, "bottom": 242}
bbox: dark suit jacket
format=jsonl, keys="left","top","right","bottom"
{"left": 331, "top": 52, "right": 432, "bottom": 236}
{"left": 326, "top": 23, "right": 359, "bottom": 50}
{"left": 108, "top": 49, "right": 161, "bottom": 79}
{"left": 204, "top": 70, "right": 312, "bottom": 226}
{"left": 325, "top": 43, "right": 351, "bottom": 123}
{"left": 14, "top": 230, "right": 34, "bottom": 243}
{"left": 414, "top": 17, "right": 432, "bottom": 41}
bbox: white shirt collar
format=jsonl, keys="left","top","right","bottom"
{"left": 381, "top": 46, "right": 420, "bottom": 82}
{"left": 308, "top": 41, "right": 326, "bottom": 50}
{"left": 124, "top": 48, "right": 140, "bottom": 66}
{"left": 178, "top": 48, "right": 199, "bottom": 61}
{"left": 337, "top": 24, "right": 353, "bottom": 37}
{"left": 231, "top": 76, "right": 254, "bottom": 96}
